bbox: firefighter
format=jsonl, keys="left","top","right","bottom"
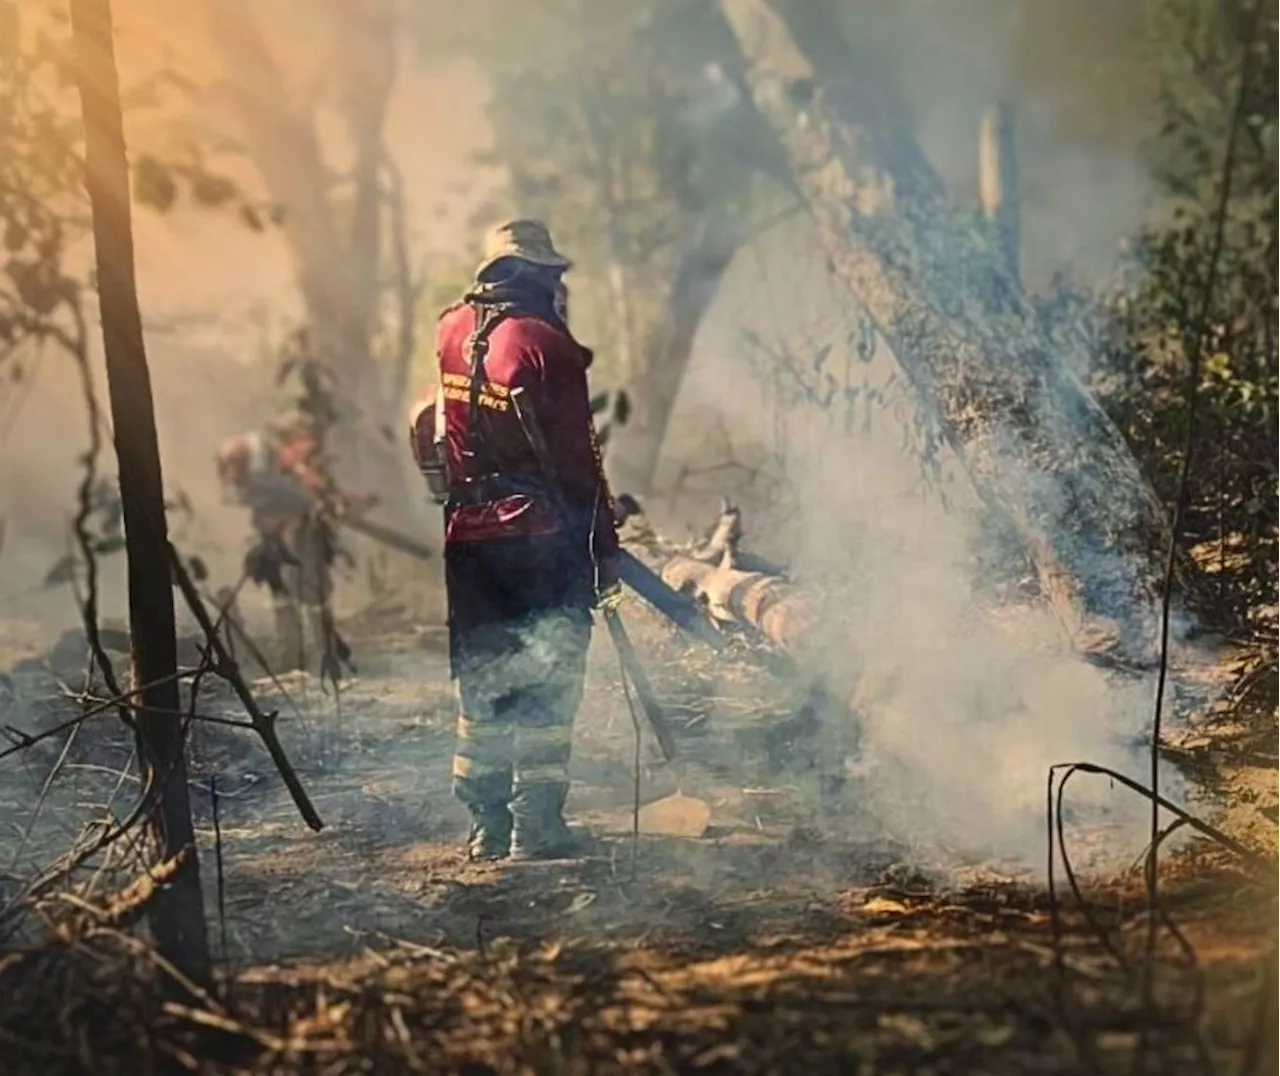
{"left": 409, "top": 219, "right": 621, "bottom": 862}
{"left": 217, "top": 408, "right": 365, "bottom": 671}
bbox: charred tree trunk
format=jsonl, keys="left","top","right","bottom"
{"left": 206, "top": 0, "right": 399, "bottom": 492}
{"left": 71, "top": 0, "right": 210, "bottom": 982}
{"left": 720, "top": 0, "right": 1167, "bottom": 667}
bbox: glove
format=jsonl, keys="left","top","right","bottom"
{"left": 596, "top": 581, "right": 624, "bottom": 613}
{"left": 595, "top": 554, "right": 623, "bottom": 612}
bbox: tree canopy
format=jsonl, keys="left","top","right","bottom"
{"left": 1, "top": 1, "right": 86, "bottom": 362}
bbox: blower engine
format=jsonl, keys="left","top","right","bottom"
{"left": 408, "top": 397, "right": 449, "bottom": 505}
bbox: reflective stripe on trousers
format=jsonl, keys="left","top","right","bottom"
{"left": 450, "top": 609, "right": 590, "bottom": 807}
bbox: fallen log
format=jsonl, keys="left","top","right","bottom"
{"left": 618, "top": 497, "right": 812, "bottom": 654}
{"left": 616, "top": 497, "right": 849, "bottom": 784}
{"left": 718, "top": 0, "right": 1169, "bottom": 668}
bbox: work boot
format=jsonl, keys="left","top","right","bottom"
{"left": 465, "top": 805, "right": 513, "bottom": 862}
{"left": 510, "top": 783, "right": 591, "bottom": 861}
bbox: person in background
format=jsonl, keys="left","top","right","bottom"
{"left": 217, "top": 408, "right": 367, "bottom": 671}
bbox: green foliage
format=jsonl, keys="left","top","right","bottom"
{"left": 0, "top": 0, "right": 275, "bottom": 369}
{"left": 1042, "top": 0, "right": 1277, "bottom": 628}
{"left": 0, "top": 1, "right": 85, "bottom": 356}
{"left": 129, "top": 149, "right": 281, "bottom": 229}
{"left": 1143, "top": 0, "right": 1275, "bottom": 202}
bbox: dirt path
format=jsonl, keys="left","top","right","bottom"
{"left": 176, "top": 603, "right": 898, "bottom": 966}
{"left": 0, "top": 600, "right": 1274, "bottom": 1074}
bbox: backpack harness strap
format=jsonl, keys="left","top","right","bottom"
{"left": 436, "top": 302, "right": 514, "bottom": 501}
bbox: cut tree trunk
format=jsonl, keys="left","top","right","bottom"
{"left": 619, "top": 498, "right": 811, "bottom": 653}
{"left": 71, "top": 0, "right": 211, "bottom": 983}
{"left": 719, "top": 0, "right": 1168, "bottom": 667}
{"left": 979, "top": 101, "right": 1021, "bottom": 285}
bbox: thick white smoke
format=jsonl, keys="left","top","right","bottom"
{"left": 663, "top": 215, "right": 1184, "bottom": 871}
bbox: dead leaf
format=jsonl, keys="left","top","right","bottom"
{"left": 878, "top": 1012, "right": 935, "bottom": 1049}
{"left": 566, "top": 891, "right": 597, "bottom": 914}
{"left": 861, "top": 897, "right": 909, "bottom": 917}
{"left": 976, "top": 1023, "right": 1015, "bottom": 1047}
{"left": 638, "top": 793, "right": 711, "bottom": 838}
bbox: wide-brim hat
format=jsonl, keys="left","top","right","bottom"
{"left": 267, "top": 408, "right": 316, "bottom": 439}
{"left": 475, "top": 218, "right": 572, "bottom": 278}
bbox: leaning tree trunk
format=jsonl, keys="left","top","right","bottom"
{"left": 72, "top": 0, "right": 211, "bottom": 982}
{"left": 206, "top": 0, "right": 399, "bottom": 495}
{"left": 719, "top": 0, "right": 1168, "bottom": 667}
{"left": 607, "top": 226, "right": 740, "bottom": 495}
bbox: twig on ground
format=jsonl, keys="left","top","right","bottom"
{"left": 167, "top": 546, "right": 322, "bottom": 832}
{"left": 1046, "top": 756, "right": 1273, "bottom": 1074}
{"left": 210, "top": 775, "right": 227, "bottom": 970}
{"left": 0, "top": 669, "right": 240, "bottom": 764}
{"left": 8, "top": 716, "right": 82, "bottom": 871}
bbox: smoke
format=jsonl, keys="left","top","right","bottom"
{"left": 0, "top": 1, "right": 1202, "bottom": 958}
{"left": 0, "top": 325, "right": 281, "bottom": 636}
{"left": 663, "top": 206, "right": 1186, "bottom": 872}
{"left": 833, "top": 0, "right": 1158, "bottom": 289}
{"left": 0, "top": 1, "right": 491, "bottom": 637}
{"left": 632, "top": 0, "right": 1194, "bottom": 874}
{"left": 791, "top": 414, "right": 1168, "bottom": 868}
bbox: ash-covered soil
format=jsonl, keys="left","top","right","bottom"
{"left": 0, "top": 596, "right": 1274, "bottom": 1074}
{"left": 1, "top": 596, "right": 892, "bottom": 963}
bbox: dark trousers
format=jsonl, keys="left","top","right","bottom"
{"left": 445, "top": 533, "right": 594, "bottom": 815}
{"left": 252, "top": 511, "right": 334, "bottom": 670}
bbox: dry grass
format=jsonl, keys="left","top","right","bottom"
{"left": 0, "top": 846, "right": 1274, "bottom": 1076}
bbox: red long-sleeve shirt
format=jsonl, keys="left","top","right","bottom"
{"left": 413, "top": 303, "right": 618, "bottom": 559}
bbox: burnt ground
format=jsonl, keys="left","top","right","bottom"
{"left": 0, "top": 595, "right": 1275, "bottom": 1075}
